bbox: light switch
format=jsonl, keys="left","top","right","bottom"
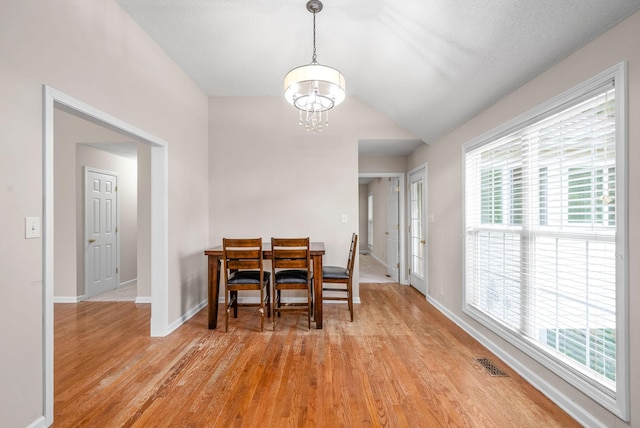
{"left": 25, "top": 217, "right": 40, "bottom": 239}
{"left": 341, "top": 214, "right": 348, "bottom": 224}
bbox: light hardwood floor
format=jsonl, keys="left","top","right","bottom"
{"left": 53, "top": 283, "right": 579, "bottom": 427}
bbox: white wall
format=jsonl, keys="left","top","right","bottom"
{"left": 0, "top": 1, "right": 208, "bottom": 426}
{"left": 359, "top": 156, "right": 408, "bottom": 174}
{"left": 409, "top": 11, "right": 640, "bottom": 427}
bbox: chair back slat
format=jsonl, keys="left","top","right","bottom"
{"left": 273, "top": 259, "right": 307, "bottom": 269}
{"left": 272, "top": 237, "right": 308, "bottom": 247}
{"left": 224, "top": 238, "right": 261, "bottom": 248}
{"left": 227, "top": 259, "right": 261, "bottom": 270}
{"left": 226, "top": 248, "right": 261, "bottom": 259}
{"left": 346, "top": 233, "right": 358, "bottom": 273}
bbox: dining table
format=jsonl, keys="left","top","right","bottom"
{"left": 203, "top": 241, "right": 326, "bottom": 329}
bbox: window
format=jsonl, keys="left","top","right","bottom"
{"left": 463, "top": 64, "right": 628, "bottom": 420}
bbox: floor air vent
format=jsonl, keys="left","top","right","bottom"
{"left": 474, "top": 357, "right": 508, "bottom": 377}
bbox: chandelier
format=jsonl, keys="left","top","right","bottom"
{"left": 284, "top": 0, "right": 346, "bottom": 132}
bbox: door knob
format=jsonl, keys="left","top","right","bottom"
{"left": 420, "top": 239, "right": 426, "bottom": 244}
{"left": 88, "top": 239, "right": 96, "bottom": 244}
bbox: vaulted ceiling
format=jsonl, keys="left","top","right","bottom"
{"left": 115, "top": 0, "right": 640, "bottom": 155}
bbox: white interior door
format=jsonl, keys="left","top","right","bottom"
{"left": 85, "top": 167, "right": 118, "bottom": 298}
{"left": 408, "top": 166, "right": 427, "bottom": 295}
{"left": 386, "top": 177, "right": 400, "bottom": 281}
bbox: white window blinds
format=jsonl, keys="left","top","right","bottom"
{"left": 463, "top": 64, "right": 628, "bottom": 420}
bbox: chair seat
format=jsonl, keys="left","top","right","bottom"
{"left": 228, "top": 270, "right": 271, "bottom": 284}
{"left": 275, "top": 269, "right": 311, "bottom": 284}
{"left": 322, "top": 266, "right": 349, "bottom": 280}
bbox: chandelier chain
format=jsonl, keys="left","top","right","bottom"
{"left": 312, "top": 11, "right": 317, "bottom": 63}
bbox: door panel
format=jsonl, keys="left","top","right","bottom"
{"left": 85, "top": 168, "right": 118, "bottom": 298}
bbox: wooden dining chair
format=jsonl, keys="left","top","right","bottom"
{"left": 270, "top": 237, "right": 313, "bottom": 330}
{"left": 222, "top": 238, "right": 271, "bottom": 332}
{"left": 322, "top": 233, "right": 357, "bottom": 321}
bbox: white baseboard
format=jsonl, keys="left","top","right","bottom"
{"left": 368, "top": 253, "right": 387, "bottom": 267}
{"left": 120, "top": 278, "right": 137, "bottom": 287}
{"left": 26, "top": 416, "right": 46, "bottom": 428}
{"left": 53, "top": 296, "right": 81, "bottom": 303}
{"left": 54, "top": 279, "right": 137, "bottom": 302}
{"left": 426, "top": 296, "right": 604, "bottom": 428}
{"left": 166, "top": 298, "right": 208, "bottom": 335}
{"left": 135, "top": 296, "right": 152, "bottom": 304}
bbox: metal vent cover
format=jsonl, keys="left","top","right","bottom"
{"left": 474, "top": 357, "right": 508, "bottom": 377}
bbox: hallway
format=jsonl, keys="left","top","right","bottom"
{"left": 358, "top": 253, "right": 395, "bottom": 283}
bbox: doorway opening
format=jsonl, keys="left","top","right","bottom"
{"left": 358, "top": 172, "right": 407, "bottom": 285}
{"left": 43, "top": 86, "right": 169, "bottom": 424}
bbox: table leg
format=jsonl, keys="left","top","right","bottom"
{"left": 313, "top": 254, "right": 323, "bottom": 329}
{"left": 208, "top": 256, "right": 221, "bottom": 329}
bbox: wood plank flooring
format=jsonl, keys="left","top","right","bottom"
{"left": 53, "top": 283, "right": 579, "bottom": 427}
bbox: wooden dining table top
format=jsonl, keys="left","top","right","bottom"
{"left": 204, "top": 241, "right": 325, "bottom": 256}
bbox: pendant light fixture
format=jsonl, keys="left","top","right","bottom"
{"left": 284, "top": 0, "right": 346, "bottom": 132}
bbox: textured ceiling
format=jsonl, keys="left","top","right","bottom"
{"left": 115, "top": 0, "right": 640, "bottom": 155}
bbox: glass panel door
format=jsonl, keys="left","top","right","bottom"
{"left": 409, "top": 167, "right": 427, "bottom": 295}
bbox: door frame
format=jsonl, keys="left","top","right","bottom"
{"left": 43, "top": 86, "right": 169, "bottom": 424}
{"left": 359, "top": 172, "right": 407, "bottom": 285}
{"left": 407, "top": 164, "right": 428, "bottom": 296}
{"left": 84, "top": 167, "right": 120, "bottom": 298}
